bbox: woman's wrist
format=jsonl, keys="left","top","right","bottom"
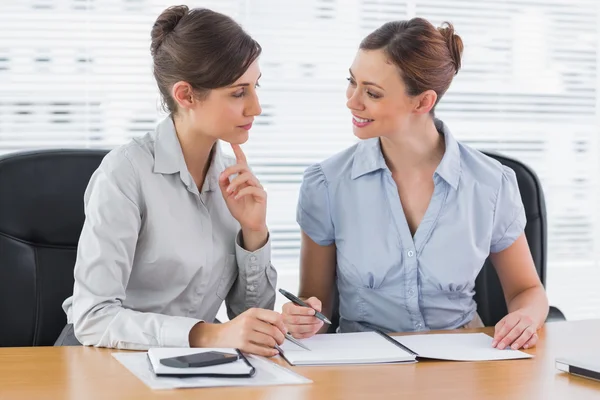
{"left": 189, "top": 322, "right": 220, "bottom": 347}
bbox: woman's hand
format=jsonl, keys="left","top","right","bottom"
{"left": 282, "top": 297, "right": 325, "bottom": 339}
{"left": 189, "top": 308, "right": 286, "bottom": 357}
{"left": 492, "top": 310, "right": 540, "bottom": 350}
{"left": 219, "top": 144, "right": 267, "bottom": 233}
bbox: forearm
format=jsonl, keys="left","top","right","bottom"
{"left": 226, "top": 230, "right": 277, "bottom": 319}
{"left": 73, "top": 301, "right": 199, "bottom": 349}
{"left": 507, "top": 285, "right": 549, "bottom": 328}
{"left": 241, "top": 226, "right": 268, "bottom": 252}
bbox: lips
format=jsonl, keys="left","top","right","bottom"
{"left": 238, "top": 122, "right": 253, "bottom": 130}
{"left": 352, "top": 114, "right": 374, "bottom": 128}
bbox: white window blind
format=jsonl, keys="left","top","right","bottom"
{"left": 1, "top": 0, "right": 599, "bottom": 319}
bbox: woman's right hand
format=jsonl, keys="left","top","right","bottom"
{"left": 189, "top": 308, "right": 286, "bottom": 357}
{"left": 282, "top": 297, "right": 325, "bottom": 339}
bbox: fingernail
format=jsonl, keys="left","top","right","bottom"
{"left": 511, "top": 343, "right": 518, "bottom": 350}
{"left": 499, "top": 342, "right": 505, "bottom": 349}
{"left": 524, "top": 344, "right": 529, "bottom": 349}
{"left": 234, "top": 194, "right": 239, "bottom": 199}
{"left": 491, "top": 341, "right": 497, "bottom": 347}
{"left": 226, "top": 185, "right": 232, "bottom": 193}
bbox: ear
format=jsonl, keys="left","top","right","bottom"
{"left": 414, "top": 90, "right": 437, "bottom": 115}
{"left": 171, "top": 81, "right": 195, "bottom": 110}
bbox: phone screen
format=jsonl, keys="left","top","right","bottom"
{"left": 160, "top": 351, "right": 239, "bottom": 368}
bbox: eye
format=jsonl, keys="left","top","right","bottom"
{"left": 255, "top": 82, "right": 261, "bottom": 88}
{"left": 232, "top": 89, "right": 245, "bottom": 98}
{"left": 346, "top": 77, "right": 356, "bottom": 86}
{"left": 367, "top": 91, "right": 381, "bottom": 99}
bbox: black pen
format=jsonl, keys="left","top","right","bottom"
{"left": 278, "top": 288, "right": 332, "bottom": 325}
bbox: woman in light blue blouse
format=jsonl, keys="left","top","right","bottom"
{"left": 282, "top": 18, "right": 549, "bottom": 350}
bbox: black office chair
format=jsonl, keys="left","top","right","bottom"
{"left": 0, "top": 149, "right": 108, "bottom": 346}
{"left": 475, "top": 152, "right": 565, "bottom": 326}
{"left": 327, "top": 151, "right": 565, "bottom": 332}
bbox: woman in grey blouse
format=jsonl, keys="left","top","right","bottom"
{"left": 283, "top": 18, "right": 549, "bottom": 351}
{"left": 58, "top": 6, "right": 285, "bottom": 357}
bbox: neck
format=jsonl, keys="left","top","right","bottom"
{"left": 380, "top": 117, "right": 445, "bottom": 175}
{"left": 172, "top": 114, "right": 216, "bottom": 188}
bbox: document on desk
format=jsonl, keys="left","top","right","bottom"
{"left": 278, "top": 331, "right": 417, "bottom": 366}
{"left": 391, "top": 332, "right": 533, "bottom": 361}
{"left": 112, "top": 351, "right": 311, "bottom": 390}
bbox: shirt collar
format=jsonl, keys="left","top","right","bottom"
{"left": 152, "top": 115, "right": 226, "bottom": 194}
{"left": 433, "top": 118, "right": 461, "bottom": 190}
{"left": 351, "top": 137, "right": 388, "bottom": 180}
{"left": 350, "top": 118, "right": 461, "bottom": 190}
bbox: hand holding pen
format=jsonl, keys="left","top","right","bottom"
{"left": 280, "top": 288, "right": 331, "bottom": 339}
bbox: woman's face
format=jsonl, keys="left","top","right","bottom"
{"left": 178, "top": 59, "right": 263, "bottom": 144}
{"left": 346, "top": 49, "right": 425, "bottom": 140}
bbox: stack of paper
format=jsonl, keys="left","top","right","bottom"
{"left": 112, "top": 348, "right": 311, "bottom": 390}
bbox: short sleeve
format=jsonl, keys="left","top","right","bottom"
{"left": 490, "top": 166, "right": 527, "bottom": 253}
{"left": 296, "top": 164, "right": 335, "bottom": 246}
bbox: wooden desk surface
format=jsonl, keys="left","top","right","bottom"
{"left": 1, "top": 320, "right": 599, "bottom": 400}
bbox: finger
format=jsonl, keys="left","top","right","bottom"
{"left": 234, "top": 186, "right": 266, "bottom": 201}
{"left": 288, "top": 321, "right": 324, "bottom": 336}
{"left": 523, "top": 332, "right": 538, "bottom": 349}
{"left": 219, "top": 164, "right": 250, "bottom": 185}
{"left": 227, "top": 172, "right": 261, "bottom": 194}
{"left": 283, "top": 303, "right": 316, "bottom": 317}
{"left": 303, "top": 297, "right": 322, "bottom": 312}
{"left": 283, "top": 314, "right": 322, "bottom": 326}
{"left": 492, "top": 317, "right": 510, "bottom": 347}
{"left": 510, "top": 325, "right": 536, "bottom": 350}
{"left": 496, "top": 320, "right": 529, "bottom": 350}
{"left": 242, "top": 341, "right": 279, "bottom": 357}
{"left": 231, "top": 144, "right": 248, "bottom": 165}
{"left": 252, "top": 320, "right": 285, "bottom": 346}
{"left": 289, "top": 322, "right": 324, "bottom": 339}
{"left": 292, "top": 332, "right": 317, "bottom": 339}
{"left": 251, "top": 309, "right": 287, "bottom": 335}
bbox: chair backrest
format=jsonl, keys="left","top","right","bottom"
{"left": 327, "top": 151, "right": 546, "bottom": 332}
{"left": 474, "top": 152, "right": 547, "bottom": 326}
{"left": 0, "top": 149, "right": 108, "bottom": 346}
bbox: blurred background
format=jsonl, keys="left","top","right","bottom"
{"left": 1, "top": 0, "right": 599, "bottom": 320}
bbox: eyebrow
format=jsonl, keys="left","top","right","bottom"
{"left": 228, "top": 73, "right": 262, "bottom": 88}
{"left": 349, "top": 69, "right": 385, "bottom": 91}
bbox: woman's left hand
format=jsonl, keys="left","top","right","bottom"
{"left": 492, "top": 310, "right": 540, "bottom": 350}
{"left": 219, "top": 144, "right": 267, "bottom": 232}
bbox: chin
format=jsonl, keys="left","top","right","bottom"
{"left": 352, "top": 126, "right": 378, "bottom": 140}
{"left": 223, "top": 129, "right": 249, "bottom": 145}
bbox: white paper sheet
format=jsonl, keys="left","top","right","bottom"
{"left": 112, "top": 352, "right": 312, "bottom": 390}
{"left": 279, "top": 331, "right": 416, "bottom": 366}
{"left": 392, "top": 332, "right": 533, "bottom": 361}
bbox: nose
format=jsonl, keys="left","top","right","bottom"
{"left": 246, "top": 90, "right": 262, "bottom": 117}
{"left": 346, "top": 87, "right": 363, "bottom": 111}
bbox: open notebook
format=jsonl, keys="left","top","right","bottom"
{"left": 279, "top": 332, "right": 533, "bottom": 366}
{"left": 279, "top": 331, "right": 416, "bottom": 366}
{"left": 147, "top": 348, "right": 255, "bottom": 377}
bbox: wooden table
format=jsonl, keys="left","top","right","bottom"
{"left": 1, "top": 319, "right": 600, "bottom": 400}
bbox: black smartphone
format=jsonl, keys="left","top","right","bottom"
{"left": 159, "top": 351, "right": 239, "bottom": 368}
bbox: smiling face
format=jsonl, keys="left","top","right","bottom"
{"left": 346, "top": 49, "right": 431, "bottom": 140}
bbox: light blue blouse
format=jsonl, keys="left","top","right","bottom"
{"left": 297, "top": 119, "right": 526, "bottom": 333}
